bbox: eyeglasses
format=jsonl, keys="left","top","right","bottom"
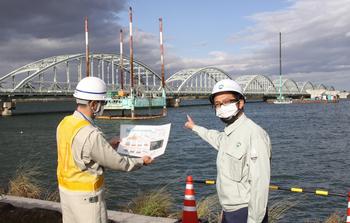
{"left": 213, "top": 99, "right": 239, "bottom": 109}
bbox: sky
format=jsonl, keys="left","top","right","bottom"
{"left": 0, "top": 0, "right": 349, "bottom": 90}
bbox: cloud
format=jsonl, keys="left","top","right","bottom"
{"left": 164, "top": 0, "right": 350, "bottom": 90}
{"left": 0, "top": 0, "right": 125, "bottom": 40}
{"left": 0, "top": 0, "right": 127, "bottom": 75}
{"left": 226, "top": 0, "right": 350, "bottom": 89}
{"left": 0, "top": 0, "right": 175, "bottom": 81}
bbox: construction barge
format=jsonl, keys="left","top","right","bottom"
{"left": 94, "top": 8, "right": 167, "bottom": 120}
{"left": 99, "top": 89, "right": 167, "bottom": 120}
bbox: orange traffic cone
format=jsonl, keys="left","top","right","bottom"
{"left": 346, "top": 192, "right": 350, "bottom": 223}
{"left": 181, "top": 175, "right": 199, "bottom": 223}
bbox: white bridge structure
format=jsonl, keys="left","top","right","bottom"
{"left": 0, "top": 53, "right": 334, "bottom": 98}
{"left": 165, "top": 67, "right": 333, "bottom": 97}
{"left": 0, "top": 53, "right": 163, "bottom": 96}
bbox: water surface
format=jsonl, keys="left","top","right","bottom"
{"left": 0, "top": 100, "right": 349, "bottom": 222}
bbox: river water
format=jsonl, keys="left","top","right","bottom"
{"left": 0, "top": 100, "right": 349, "bottom": 222}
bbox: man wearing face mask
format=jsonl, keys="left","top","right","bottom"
{"left": 56, "top": 77, "right": 153, "bottom": 223}
{"left": 185, "top": 79, "right": 271, "bottom": 223}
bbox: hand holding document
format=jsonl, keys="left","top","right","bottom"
{"left": 117, "top": 123, "right": 171, "bottom": 159}
{"left": 108, "top": 136, "right": 120, "bottom": 149}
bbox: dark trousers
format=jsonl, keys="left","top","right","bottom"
{"left": 222, "top": 207, "right": 268, "bottom": 223}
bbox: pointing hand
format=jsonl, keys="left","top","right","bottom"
{"left": 184, "top": 114, "right": 195, "bottom": 130}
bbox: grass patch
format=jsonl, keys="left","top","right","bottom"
{"left": 126, "top": 186, "right": 174, "bottom": 217}
{"left": 5, "top": 161, "right": 60, "bottom": 202}
{"left": 268, "top": 195, "right": 301, "bottom": 223}
{"left": 323, "top": 212, "right": 345, "bottom": 223}
{"left": 7, "top": 162, "right": 43, "bottom": 199}
{"left": 43, "top": 189, "right": 60, "bottom": 202}
{"left": 306, "top": 212, "right": 345, "bottom": 223}
{"left": 196, "top": 194, "right": 221, "bottom": 223}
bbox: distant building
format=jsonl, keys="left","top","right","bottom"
{"left": 338, "top": 91, "right": 350, "bottom": 99}
{"left": 306, "top": 89, "right": 340, "bottom": 100}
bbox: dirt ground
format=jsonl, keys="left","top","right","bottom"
{"left": 0, "top": 202, "right": 121, "bottom": 223}
{"left": 0, "top": 202, "right": 62, "bottom": 223}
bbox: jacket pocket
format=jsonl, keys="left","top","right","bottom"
{"left": 220, "top": 148, "right": 246, "bottom": 182}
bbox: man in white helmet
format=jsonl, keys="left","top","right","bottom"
{"left": 56, "top": 77, "right": 153, "bottom": 223}
{"left": 185, "top": 79, "right": 271, "bottom": 223}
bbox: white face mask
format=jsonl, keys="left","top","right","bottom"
{"left": 216, "top": 102, "right": 239, "bottom": 119}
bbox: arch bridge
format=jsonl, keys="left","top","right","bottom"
{"left": 0, "top": 53, "right": 164, "bottom": 96}
{"left": 165, "top": 69, "right": 333, "bottom": 97}
{"left": 0, "top": 54, "right": 335, "bottom": 98}
{"left": 165, "top": 67, "right": 231, "bottom": 96}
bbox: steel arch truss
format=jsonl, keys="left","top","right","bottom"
{"left": 297, "top": 81, "right": 314, "bottom": 93}
{"left": 165, "top": 67, "right": 231, "bottom": 94}
{"left": 314, "top": 84, "right": 327, "bottom": 90}
{"left": 0, "top": 53, "right": 163, "bottom": 94}
{"left": 273, "top": 78, "right": 300, "bottom": 94}
{"left": 235, "top": 75, "right": 276, "bottom": 94}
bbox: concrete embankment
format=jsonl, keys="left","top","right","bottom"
{"left": 0, "top": 195, "right": 178, "bottom": 223}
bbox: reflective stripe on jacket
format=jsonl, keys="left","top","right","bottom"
{"left": 57, "top": 115, "right": 104, "bottom": 192}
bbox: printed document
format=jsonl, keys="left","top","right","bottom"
{"left": 117, "top": 123, "right": 171, "bottom": 158}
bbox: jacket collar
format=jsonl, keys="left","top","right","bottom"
{"left": 224, "top": 113, "right": 247, "bottom": 135}
{"left": 73, "top": 110, "right": 95, "bottom": 126}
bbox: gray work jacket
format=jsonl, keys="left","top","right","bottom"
{"left": 57, "top": 111, "right": 144, "bottom": 176}
{"left": 192, "top": 113, "right": 271, "bottom": 223}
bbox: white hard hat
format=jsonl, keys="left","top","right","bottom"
{"left": 73, "top": 77, "right": 107, "bottom": 101}
{"left": 209, "top": 79, "right": 244, "bottom": 103}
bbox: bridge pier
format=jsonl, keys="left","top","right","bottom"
{"left": 162, "top": 107, "right": 167, "bottom": 116}
{"left": 167, "top": 98, "right": 181, "bottom": 107}
{"left": 1, "top": 98, "right": 16, "bottom": 116}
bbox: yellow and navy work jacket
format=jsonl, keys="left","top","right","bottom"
{"left": 57, "top": 115, "right": 104, "bottom": 192}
